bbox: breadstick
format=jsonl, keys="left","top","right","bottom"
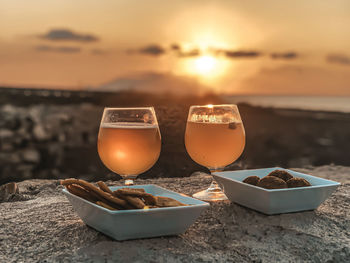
{"left": 61, "top": 179, "right": 128, "bottom": 207}
{"left": 114, "top": 188, "right": 145, "bottom": 195}
{"left": 155, "top": 196, "right": 187, "bottom": 207}
{"left": 66, "top": 184, "right": 96, "bottom": 203}
{"left": 96, "top": 201, "right": 117, "bottom": 210}
{"left": 97, "top": 181, "right": 113, "bottom": 194}
{"left": 113, "top": 188, "right": 157, "bottom": 205}
{"left": 113, "top": 191, "right": 145, "bottom": 209}
{"left": 66, "top": 183, "right": 122, "bottom": 209}
{"left": 122, "top": 195, "right": 146, "bottom": 209}
{"left": 119, "top": 188, "right": 145, "bottom": 193}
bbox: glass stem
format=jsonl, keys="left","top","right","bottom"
{"left": 124, "top": 179, "right": 134, "bottom": 186}
{"left": 208, "top": 169, "right": 223, "bottom": 192}
{"left": 192, "top": 169, "right": 228, "bottom": 201}
{"left": 120, "top": 175, "right": 136, "bottom": 186}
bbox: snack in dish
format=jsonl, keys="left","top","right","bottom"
{"left": 242, "top": 176, "right": 260, "bottom": 186}
{"left": 97, "top": 181, "right": 113, "bottom": 194}
{"left": 286, "top": 177, "right": 311, "bottom": 188}
{"left": 257, "top": 176, "right": 288, "bottom": 189}
{"left": 60, "top": 178, "right": 187, "bottom": 210}
{"left": 267, "top": 170, "right": 293, "bottom": 182}
{"left": 242, "top": 169, "right": 312, "bottom": 189}
{"left": 154, "top": 196, "right": 188, "bottom": 207}
{"left": 96, "top": 201, "right": 117, "bottom": 210}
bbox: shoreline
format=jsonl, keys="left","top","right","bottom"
{"left": 224, "top": 95, "right": 350, "bottom": 114}
{"left": 2, "top": 86, "right": 350, "bottom": 116}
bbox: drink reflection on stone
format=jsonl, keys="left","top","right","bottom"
{"left": 98, "top": 107, "right": 161, "bottom": 185}
{"left": 185, "top": 104, "right": 245, "bottom": 201}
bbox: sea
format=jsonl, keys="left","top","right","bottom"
{"left": 225, "top": 95, "right": 350, "bottom": 113}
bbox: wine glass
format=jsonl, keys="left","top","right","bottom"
{"left": 185, "top": 104, "right": 245, "bottom": 201}
{"left": 97, "top": 107, "right": 161, "bottom": 185}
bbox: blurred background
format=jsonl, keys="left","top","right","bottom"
{"left": 0, "top": 0, "right": 350, "bottom": 184}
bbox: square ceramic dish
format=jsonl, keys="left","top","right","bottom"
{"left": 212, "top": 167, "right": 340, "bottom": 215}
{"left": 62, "top": 184, "right": 210, "bottom": 241}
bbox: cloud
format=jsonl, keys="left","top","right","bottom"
{"left": 91, "top": 48, "right": 108, "bottom": 55}
{"left": 128, "top": 43, "right": 199, "bottom": 57}
{"left": 35, "top": 45, "right": 81, "bottom": 53}
{"left": 214, "top": 49, "right": 261, "bottom": 58}
{"left": 139, "top": 44, "right": 165, "bottom": 56}
{"left": 177, "top": 49, "right": 200, "bottom": 58}
{"left": 170, "top": 43, "right": 180, "bottom": 50}
{"left": 169, "top": 43, "right": 200, "bottom": 57}
{"left": 128, "top": 43, "right": 302, "bottom": 61}
{"left": 271, "top": 52, "right": 298, "bottom": 59}
{"left": 38, "top": 29, "right": 99, "bottom": 42}
{"left": 326, "top": 54, "right": 350, "bottom": 66}
{"left": 224, "top": 50, "right": 261, "bottom": 58}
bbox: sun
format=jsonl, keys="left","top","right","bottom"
{"left": 194, "top": 56, "right": 217, "bottom": 75}
{"left": 180, "top": 54, "right": 229, "bottom": 83}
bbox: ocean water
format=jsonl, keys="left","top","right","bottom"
{"left": 225, "top": 95, "right": 350, "bottom": 113}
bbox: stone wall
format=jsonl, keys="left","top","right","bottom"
{"left": 0, "top": 103, "right": 207, "bottom": 184}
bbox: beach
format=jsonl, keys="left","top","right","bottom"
{"left": 0, "top": 87, "right": 349, "bottom": 184}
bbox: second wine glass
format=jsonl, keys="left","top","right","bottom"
{"left": 97, "top": 107, "right": 161, "bottom": 185}
{"left": 185, "top": 104, "right": 245, "bottom": 201}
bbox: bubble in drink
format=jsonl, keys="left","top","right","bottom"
{"left": 228, "top": 122, "right": 237, "bottom": 129}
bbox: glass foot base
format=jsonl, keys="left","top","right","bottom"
{"left": 192, "top": 187, "right": 228, "bottom": 201}
{"left": 124, "top": 179, "right": 134, "bottom": 185}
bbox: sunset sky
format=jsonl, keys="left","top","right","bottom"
{"left": 0, "top": 0, "right": 350, "bottom": 95}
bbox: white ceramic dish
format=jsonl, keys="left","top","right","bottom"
{"left": 62, "top": 184, "right": 210, "bottom": 241}
{"left": 212, "top": 167, "right": 340, "bottom": 215}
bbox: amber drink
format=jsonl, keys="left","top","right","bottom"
{"left": 98, "top": 123, "right": 161, "bottom": 176}
{"left": 185, "top": 104, "right": 246, "bottom": 201}
{"left": 97, "top": 107, "right": 161, "bottom": 185}
{"left": 185, "top": 121, "right": 245, "bottom": 169}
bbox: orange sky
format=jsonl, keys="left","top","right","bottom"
{"left": 0, "top": 0, "right": 350, "bottom": 95}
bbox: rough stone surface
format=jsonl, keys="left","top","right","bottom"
{"left": 0, "top": 166, "right": 349, "bottom": 262}
{"left": 0, "top": 182, "right": 19, "bottom": 202}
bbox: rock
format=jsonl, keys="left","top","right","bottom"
{"left": 56, "top": 113, "right": 72, "bottom": 124}
{"left": 20, "top": 149, "right": 40, "bottom": 163}
{"left": 1, "top": 104, "right": 17, "bottom": 115}
{"left": 17, "top": 116, "right": 34, "bottom": 135}
{"left": 0, "top": 167, "right": 349, "bottom": 262}
{"left": 5, "top": 117, "right": 21, "bottom": 131}
{"left": 17, "top": 165, "right": 34, "bottom": 180}
{"left": 33, "top": 124, "right": 50, "bottom": 140}
{"left": 317, "top": 137, "right": 333, "bottom": 146}
{"left": 0, "top": 129, "right": 14, "bottom": 139}
{"left": 0, "top": 182, "right": 19, "bottom": 202}
{"left": 58, "top": 133, "right": 66, "bottom": 142}
{"left": 0, "top": 142, "right": 14, "bottom": 152}
{"left": 28, "top": 106, "right": 42, "bottom": 123}
{"left": 2, "top": 152, "right": 22, "bottom": 164}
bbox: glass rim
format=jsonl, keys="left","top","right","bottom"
{"left": 103, "top": 106, "right": 155, "bottom": 111}
{"left": 100, "top": 106, "right": 158, "bottom": 125}
{"left": 189, "top": 104, "right": 238, "bottom": 108}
